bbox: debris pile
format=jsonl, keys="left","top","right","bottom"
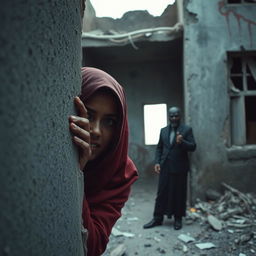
{"left": 187, "top": 183, "right": 256, "bottom": 231}
{"left": 182, "top": 182, "right": 256, "bottom": 254}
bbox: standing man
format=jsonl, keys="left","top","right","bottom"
{"left": 143, "top": 106, "right": 196, "bottom": 230}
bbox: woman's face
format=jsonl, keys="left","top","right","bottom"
{"left": 85, "top": 89, "right": 119, "bottom": 161}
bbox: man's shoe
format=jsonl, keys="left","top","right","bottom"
{"left": 143, "top": 219, "right": 162, "bottom": 229}
{"left": 174, "top": 219, "right": 182, "bottom": 230}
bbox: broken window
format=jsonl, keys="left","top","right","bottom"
{"left": 227, "top": 0, "right": 256, "bottom": 4}
{"left": 144, "top": 104, "right": 167, "bottom": 145}
{"left": 228, "top": 52, "right": 256, "bottom": 145}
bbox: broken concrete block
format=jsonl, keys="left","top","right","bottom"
{"left": 195, "top": 242, "right": 216, "bottom": 250}
{"left": 238, "top": 233, "right": 254, "bottom": 245}
{"left": 207, "top": 215, "right": 222, "bottom": 231}
{"left": 235, "top": 219, "right": 246, "bottom": 224}
{"left": 111, "top": 227, "right": 135, "bottom": 237}
{"left": 217, "top": 201, "right": 225, "bottom": 213}
{"left": 127, "top": 217, "right": 139, "bottom": 221}
{"left": 205, "top": 188, "right": 221, "bottom": 201}
{"left": 182, "top": 244, "right": 188, "bottom": 253}
{"left": 154, "top": 236, "right": 161, "bottom": 242}
{"left": 178, "top": 234, "right": 195, "bottom": 243}
{"left": 110, "top": 244, "right": 126, "bottom": 256}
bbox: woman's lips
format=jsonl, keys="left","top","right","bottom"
{"left": 90, "top": 143, "right": 100, "bottom": 149}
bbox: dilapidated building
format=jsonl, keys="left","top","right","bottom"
{"left": 184, "top": 0, "right": 256, "bottom": 201}
{"left": 82, "top": 0, "right": 256, "bottom": 202}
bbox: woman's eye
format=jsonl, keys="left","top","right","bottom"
{"left": 103, "top": 118, "right": 117, "bottom": 127}
{"left": 87, "top": 112, "right": 93, "bottom": 121}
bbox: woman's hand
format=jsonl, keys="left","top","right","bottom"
{"left": 69, "top": 96, "right": 91, "bottom": 170}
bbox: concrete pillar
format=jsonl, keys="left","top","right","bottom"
{"left": 0, "top": 1, "right": 84, "bottom": 255}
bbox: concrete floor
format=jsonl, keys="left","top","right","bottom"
{"left": 102, "top": 176, "right": 256, "bottom": 256}
{"left": 103, "top": 176, "right": 203, "bottom": 256}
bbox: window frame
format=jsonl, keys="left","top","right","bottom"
{"left": 228, "top": 51, "right": 256, "bottom": 146}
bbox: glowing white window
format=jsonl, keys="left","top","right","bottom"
{"left": 144, "top": 104, "right": 167, "bottom": 145}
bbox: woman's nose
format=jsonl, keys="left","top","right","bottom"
{"left": 90, "top": 120, "right": 101, "bottom": 137}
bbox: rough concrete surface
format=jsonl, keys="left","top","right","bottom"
{"left": 183, "top": 0, "right": 256, "bottom": 200}
{"left": 0, "top": 1, "right": 84, "bottom": 255}
{"left": 103, "top": 177, "right": 256, "bottom": 256}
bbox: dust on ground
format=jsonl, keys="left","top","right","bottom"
{"left": 103, "top": 176, "right": 256, "bottom": 256}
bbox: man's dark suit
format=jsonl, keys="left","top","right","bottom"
{"left": 153, "top": 123, "right": 196, "bottom": 221}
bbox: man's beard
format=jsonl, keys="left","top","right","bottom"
{"left": 171, "top": 120, "right": 179, "bottom": 128}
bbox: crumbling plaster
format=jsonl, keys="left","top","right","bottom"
{"left": 183, "top": 0, "right": 256, "bottom": 201}
{"left": 83, "top": 1, "right": 178, "bottom": 33}
{"left": 102, "top": 58, "right": 183, "bottom": 177}
{"left": 82, "top": 2, "right": 183, "bottom": 178}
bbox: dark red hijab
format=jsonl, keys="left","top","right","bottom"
{"left": 80, "top": 67, "right": 138, "bottom": 256}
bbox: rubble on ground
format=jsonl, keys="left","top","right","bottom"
{"left": 183, "top": 182, "right": 256, "bottom": 254}
{"left": 110, "top": 244, "right": 126, "bottom": 256}
{"left": 178, "top": 234, "right": 195, "bottom": 243}
{"left": 105, "top": 182, "right": 256, "bottom": 255}
{"left": 112, "top": 227, "right": 135, "bottom": 238}
{"left": 186, "top": 183, "right": 256, "bottom": 231}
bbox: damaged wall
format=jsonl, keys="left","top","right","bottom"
{"left": 82, "top": 2, "right": 183, "bottom": 177}
{"left": 85, "top": 39, "right": 183, "bottom": 177}
{"left": 183, "top": 0, "right": 256, "bottom": 201}
{"left": 101, "top": 58, "right": 183, "bottom": 177}
{"left": 84, "top": 38, "right": 183, "bottom": 177}
{"left": 0, "top": 1, "right": 84, "bottom": 255}
{"left": 83, "top": 0, "right": 97, "bottom": 32}
{"left": 83, "top": 1, "right": 178, "bottom": 33}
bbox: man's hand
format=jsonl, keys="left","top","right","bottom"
{"left": 154, "top": 164, "right": 161, "bottom": 174}
{"left": 176, "top": 132, "right": 183, "bottom": 144}
{"left": 69, "top": 96, "right": 91, "bottom": 171}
